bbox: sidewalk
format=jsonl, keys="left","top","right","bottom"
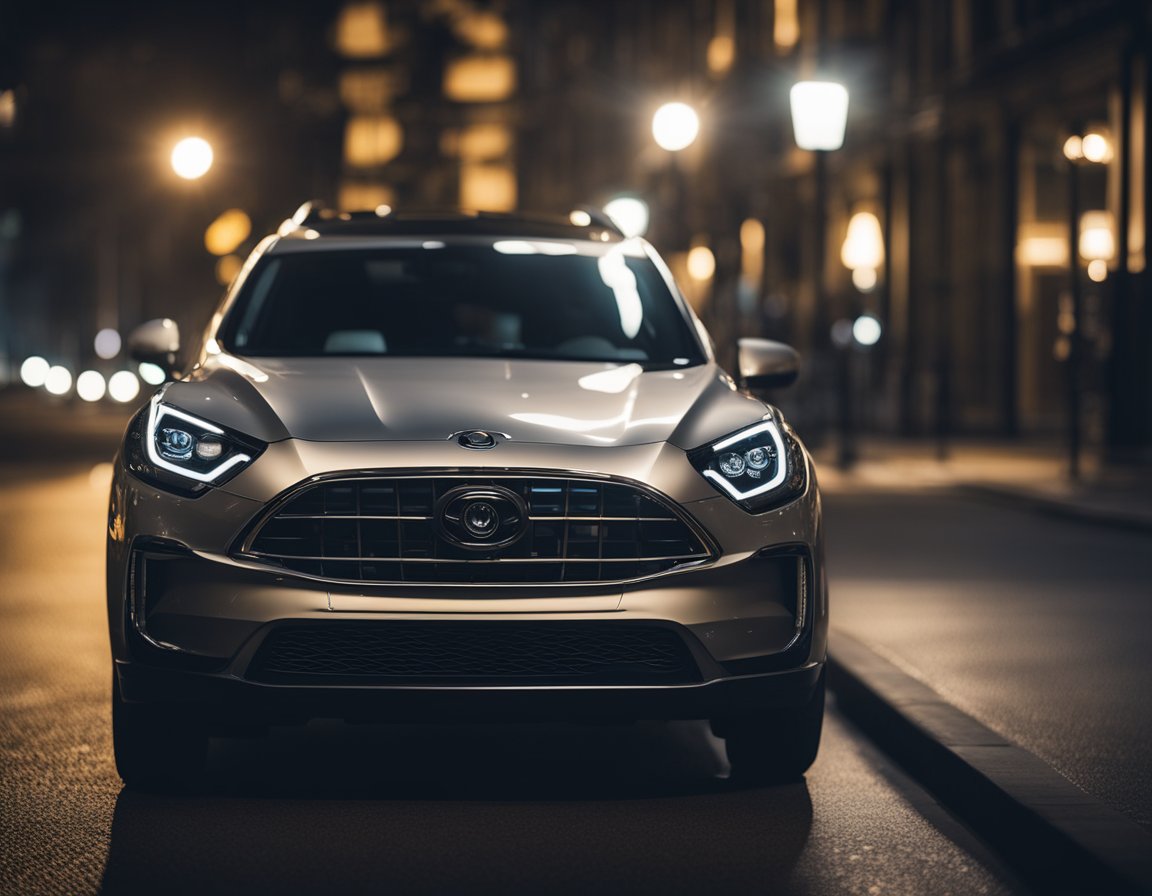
{"left": 814, "top": 437, "right": 1152, "bottom": 531}
{"left": 815, "top": 435, "right": 1152, "bottom": 891}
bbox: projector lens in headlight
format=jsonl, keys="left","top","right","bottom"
{"left": 159, "top": 428, "right": 194, "bottom": 461}
{"left": 718, "top": 452, "right": 746, "bottom": 478}
{"left": 123, "top": 393, "right": 265, "bottom": 497}
{"left": 691, "top": 417, "right": 807, "bottom": 513}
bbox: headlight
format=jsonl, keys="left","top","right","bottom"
{"left": 124, "top": 395, "right": 265, "bottom": 496}
{"left": 690, "top": 416, "right": 807, "bottom": 512}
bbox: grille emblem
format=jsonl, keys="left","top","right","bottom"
{"left": 437, "top": 486, "right": 527, "bottom": 550}
{"left": 462, "top": 501, "right": 498, "bottom": 538}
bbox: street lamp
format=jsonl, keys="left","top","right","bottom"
{"left": 170, "top": 136, "right": 214, "bottom": 180}
{"left": 790, "top": 80, "right": 849, "bottom": 463}
{"left": 650, "top": 101, "right": 699, "bottom": 255}
{"left": 651, "top": 102, "right": 699, "bottom": 152}
{"left": 1062, "top": 126, "right": 1112, "bottom": 481}
{"left": 789, "top": 82, "right": 849, "bottom": 151}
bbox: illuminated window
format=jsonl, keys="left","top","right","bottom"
{"left": 774, "top": 0, "right": 799, "bottom": 50}
{"left": 460, "top": 163, "right": 516, "bottom": 211}
{"left": 344, "top": 115, "right": 403, "bottom": 167}
{"left": 339, "top": 181, "right": 395, "bottom": 211}
{"left": 444, "top": 55, "right": 516, "bottom": 103}
{"left": 336, "top": 2, "right": 388, "bottom": 58}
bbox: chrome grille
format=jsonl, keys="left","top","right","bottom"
{"left": 238, "top": 475, "right": 712, "bottom": 584}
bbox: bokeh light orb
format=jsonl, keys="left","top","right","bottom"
{"left": 20, "top": 356, "right": 50, "bottom": 388}
{"left": 171, "top": 137, "right": 214, "bottom": 180}
{"left": 108, "top": 370, "right": 141, "bottom": 403}
{"left": 44, "top": 365, "right": 72, "bottom": 396}
{"left": 853, "top": 314, "right": 883, "bottom": 346}
{"left": 76, "top": 370, "right": 107, "bottom": 402}
{"left": 94, "top": 328, "right": 121, "bottom": 360}
{"left": 652, "top": 102, "right": 700, "bottom": 152}
{"left": 138, "top": 362, "right": 167, "bottom": 385}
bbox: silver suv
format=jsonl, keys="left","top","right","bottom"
{"left": 107, "top": 205, "right": 827, "bottom": 790}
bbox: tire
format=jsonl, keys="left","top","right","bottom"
{"left": 112, "top": 673, "right": 208, "bottom": 792}
{"left": 717, "top": 669, "right": 825, "bottom": 785}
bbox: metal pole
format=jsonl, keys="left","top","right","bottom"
{"left": 1066, "top": 152, "right": 1083, "bottom": 482}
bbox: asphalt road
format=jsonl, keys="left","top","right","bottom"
{"left": 824, "top": 488, "right": 1152, "bottom": 832}
{"left": 0, "top": 460, "right": 1026, "bottom": 896}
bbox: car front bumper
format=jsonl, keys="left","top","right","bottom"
{"left": 107, "top": 438, "right": 827, "bottom": 723}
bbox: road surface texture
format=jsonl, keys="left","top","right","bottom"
{"left": 824, "top": 487, "right": 1152, "bottom": 833}
{"left": 0, "top": 458, "right": 1027, "bottom": 895}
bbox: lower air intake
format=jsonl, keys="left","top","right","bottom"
{"left": 247, "top": 621, "right": 702, "bottom": 686}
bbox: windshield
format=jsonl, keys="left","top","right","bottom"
{"left": 219, "top": 240, "right": 706, "bottom": 367}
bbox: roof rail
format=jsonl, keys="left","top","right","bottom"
{"left": 276, "top": 199, "right": 328, "bottom": 236}
{"left": 571, "top": 204, "right": 623, "bottom": 234}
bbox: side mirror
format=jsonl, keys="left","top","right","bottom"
{"left": 127, "top": 318, "right": 181, "bottom": 373}
{"left": 737, "top": 338, "right": 800, "bottom": 390}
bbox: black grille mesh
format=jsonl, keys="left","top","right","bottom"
{"left": 247, "top": 622, "right": 702, "bottom": 685}
{"left": 240, "top": 476, "right": 711, "bottom": 584}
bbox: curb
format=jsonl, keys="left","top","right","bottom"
{"left": 829, "top": 632, "right": 1152, "bottom": 896}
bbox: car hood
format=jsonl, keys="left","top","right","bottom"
{"left": 168, "top": 355, "right": 771, "bottom": 450}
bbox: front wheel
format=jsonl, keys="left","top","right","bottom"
{"left": 112, "top": 673, "right": 208, "bottom": 792}
{"left": 715, "top": 669, "right": 825, "bottom": 785}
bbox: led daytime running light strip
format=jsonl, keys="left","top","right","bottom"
{"left": 702, "top": 420, "right": 788, "bottom": 499}
{"left": 145, "top": 398, "right": 252, "bottom": 483}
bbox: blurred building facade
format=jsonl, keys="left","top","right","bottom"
{"left": 509, "top": 0, "right": 1152, "bottom": 464}
{"left": 2, "top": 0, "right": 1149, "bottom": 464}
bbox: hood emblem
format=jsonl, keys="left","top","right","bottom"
{"left": 454, "top": 430, "right": 502, "bottom": 450}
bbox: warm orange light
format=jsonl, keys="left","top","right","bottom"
{"left": 444, "top": 55, "right": 516, "bottom": 103}
{"left": 687, "top": 245, "right": 716, "bottom": 282}
{"left": 215, "top": 255, "right": 244, "bottom": 286}
{"left": 707, "top": 35, "right": 735, "bottom": 76}
{"left": 171, "top": 137, "right": 213, "bottom": 179}
{"left": 204, "top": 209, "right": 252, "bottom": 256}
{"left": 1016, "top": 224, "right": 1069, "bottom": 267}
{"left": 740, "top": 218, "right": 764, "bottom": 287}
{"left": 336, "top": 2, "right": 388, "bottom": 58}
{"left": 841, "top": 212, "right": 884, "bottom": 271}
{"left": 344, "top": 115, "right": 403, "bottom": 167}
{"left": 1081, "top": 132, "right": 1112, "bottom": 164}
{"left": 774, "top": 0, "right": 799, "bottom": 50}
{"left": 1079, "top": 211, "right": 1115, "bottom": 261}
{"left": 456, "top": 123, "right": 512, "bottom": 160}
{"left": 453, "top": 11, "right": 508, "bottom": 49}
{"left": 339, "top": 181, "right": 395, "bottom": 211}
{"left": 459, "top": 162, "right": 516, "bottom": 211}
{"left": 0, "top": 90, "right": 15, "bottom": 128}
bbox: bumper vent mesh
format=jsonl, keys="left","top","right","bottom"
{"left": 247, "top": 622, "right": 702, "bottom": 685}
{"left": 239, "top": 475, "right": 711, "bottom": 584}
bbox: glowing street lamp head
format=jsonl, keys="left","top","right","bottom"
{"left": 789, "top": 81, "right": 849, "bottom": 151}
{"left": 171, "top": 137, "right": 214, "bottom": 180}
{"left": 652, "top": 102, "right": 700, "bottom": 152}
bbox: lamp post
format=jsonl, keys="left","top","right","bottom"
{"left": 1062, "top": 127, "right": 1113, "bottom": 481}
{"left": 651, "top": 102, "right": 699, "bottom": 253}
{"left": 789, "top": 81, "right": 849, "bottom": 460}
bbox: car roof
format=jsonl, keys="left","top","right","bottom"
{"left": 271, "top": 204, "right": 625, "bottom": 246}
